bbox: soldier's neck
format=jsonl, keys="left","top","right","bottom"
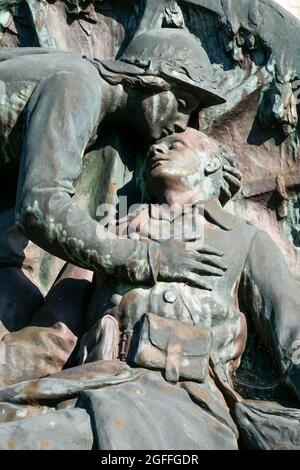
{"left": 159, "top": 187, "right": 213, "bottom": 208}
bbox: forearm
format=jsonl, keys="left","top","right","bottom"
{"left": 16, "top": 189, "right": 159, "bottom": 285}
{"left": 12, "top": 57, "right": 160, "bottom": 285}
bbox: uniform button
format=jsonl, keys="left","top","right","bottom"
{"left": 163, "top": 289, "right": 177, "bottom": 303}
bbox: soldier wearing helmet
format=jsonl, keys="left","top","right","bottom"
{"left": 0, "top": 29, "right": 227, "bottom": 338}
{"left": 89, "top": 28, "right": 225, "bottom": 140}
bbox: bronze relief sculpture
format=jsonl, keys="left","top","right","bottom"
{"left": 0, "top": 0, "right": 300, "bottom": 450}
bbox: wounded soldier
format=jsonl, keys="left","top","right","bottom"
{"left": 78, "top": 128, "right": 300, "bottom": 450}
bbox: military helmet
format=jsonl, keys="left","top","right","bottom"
{"left": 120, "top": 28, "right": 226, "bottom": 107}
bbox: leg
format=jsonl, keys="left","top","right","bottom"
{"left": 81, "top": 371, "right": 239, "bottom": 450}
{"left": 0, "top": 50, "right": 85, "bottom": 82}
{"left": 0, "top": 52, "right": 101, "bottom": 163}
{"left": 0, "top": 54, "right": 102, "bottom": 384}
{"left": 0, "top": 47, "right": 73, "bottom": 63}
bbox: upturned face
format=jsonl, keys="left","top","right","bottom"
{"left": 145, "top": 129, "right": 222, "bottom": 201}
{"left": 137, "top": 88, "right": 200, "bottom": 141}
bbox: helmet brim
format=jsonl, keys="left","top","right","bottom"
{"left": 99, "top": 59, "right": 226, "bottom": 107}
{"left": 164, "top": 69, "right": 226, "bottom": 108}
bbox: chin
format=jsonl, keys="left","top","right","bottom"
{"left": 150, "top": 165, "right": 169, "bottom": 178}
{"left": 150, "top": 169, "right": 178, "bottom": 182}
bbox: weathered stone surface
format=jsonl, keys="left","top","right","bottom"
{"left": 235, "top": 400, "right": 300, "bottom": 450}
{"left": 0, "top": 402, "right": 54, "bottom": 424}
{"left": 0, "top": 409, "right": 93, "bottom": 450}
{"left": 79, "top": 370, "right": 238, "bottom": 450}
{"left": 0, "top": 360, "right": 143, "bottom": 404}
{"left": 0, "top": 322, "right": 77, "bottom": 387}
{"left": 0, "top": 0, "right": 300, "bottom": 452}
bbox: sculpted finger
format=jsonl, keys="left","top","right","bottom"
{"left": 183, "top": 272, "right": 213, "bottom": 291}
{"left": 198, "top": 256, "right": 228, "bottom": 271}
{"left": 189, "top": 260, "right": 225, "bottom": 277}
{"left": 185, "top": 242, "right": 206, "bottom": 252}
{"left": 224, "top": 173, "right": 241, "bottom": 188}
{"left": 223, "top": 165, "right": 242, "bottom": 180}
{"left": 198, "top": 245, "right": 224, "bottom": 257}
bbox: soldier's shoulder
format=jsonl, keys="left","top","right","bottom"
{"left": 221, "top": 207, "right": 259, "bottom": 239}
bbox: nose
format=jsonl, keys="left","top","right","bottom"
{"left": 150, "top": 143, "right": 168, "bottom": 156}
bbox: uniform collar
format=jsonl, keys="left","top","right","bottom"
{"left": 204, "top": 199, "right": 237, "bottom": 231}
{"left": 148, "top": 199, "right": 237, "bottom": 231}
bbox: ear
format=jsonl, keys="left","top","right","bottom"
{"left": 204, "top": 155, "right": 222, "bottom": 176}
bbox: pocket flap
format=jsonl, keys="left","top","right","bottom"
{"left": 146, "top": 314, "right": 211, "bottom": 358}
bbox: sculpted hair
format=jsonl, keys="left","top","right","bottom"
{"left": 94, "top": 60, "right": 171, "bottom": 93}
{"left": 218, "top": 147, "right": 241, "bottom": 206}
{"left": 183, "top": 144, "right": 241, "bottom": 205}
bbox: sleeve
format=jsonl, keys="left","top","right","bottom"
{"left": 244, "top": 230, "right": 300, "bottom": 402}
{"left": 16, "top": 164, "right": 161, "bottom": 284}
{"left": 14, "top": 69, "right": 160, "bottom": 285}
{"left": 15, "top": 154, "right": 161, "bottom": 284}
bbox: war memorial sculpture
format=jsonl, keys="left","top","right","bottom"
{"left": 0, "top": 0, "right": 300, "bottom": 450}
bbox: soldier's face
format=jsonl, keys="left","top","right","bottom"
{"left": 139, "top": 89, "right": 199, "bottom": 141}
{"left": 146, "top": 130, "right": 221, "bottom": 198}
{"left": 147, "top": 132, "right": 209, "bottom": 178}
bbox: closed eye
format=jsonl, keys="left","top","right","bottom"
{"left": 170, "top": 141, "right": 185, "bottom": 150}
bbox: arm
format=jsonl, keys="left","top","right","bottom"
{"left": 15, "top": 154, "right": 156, "bottom": 284}
{"left": 14, "top": 64, "right": 227, "bottom": 288}
{"left": 14, "top": 69, "right": 155, "bottom": 285}
{"left": 15, "top": 152, "right": 227, "bottom": 289}
{"left": 245, "top": 230, "right": 300, "bottom": 401}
